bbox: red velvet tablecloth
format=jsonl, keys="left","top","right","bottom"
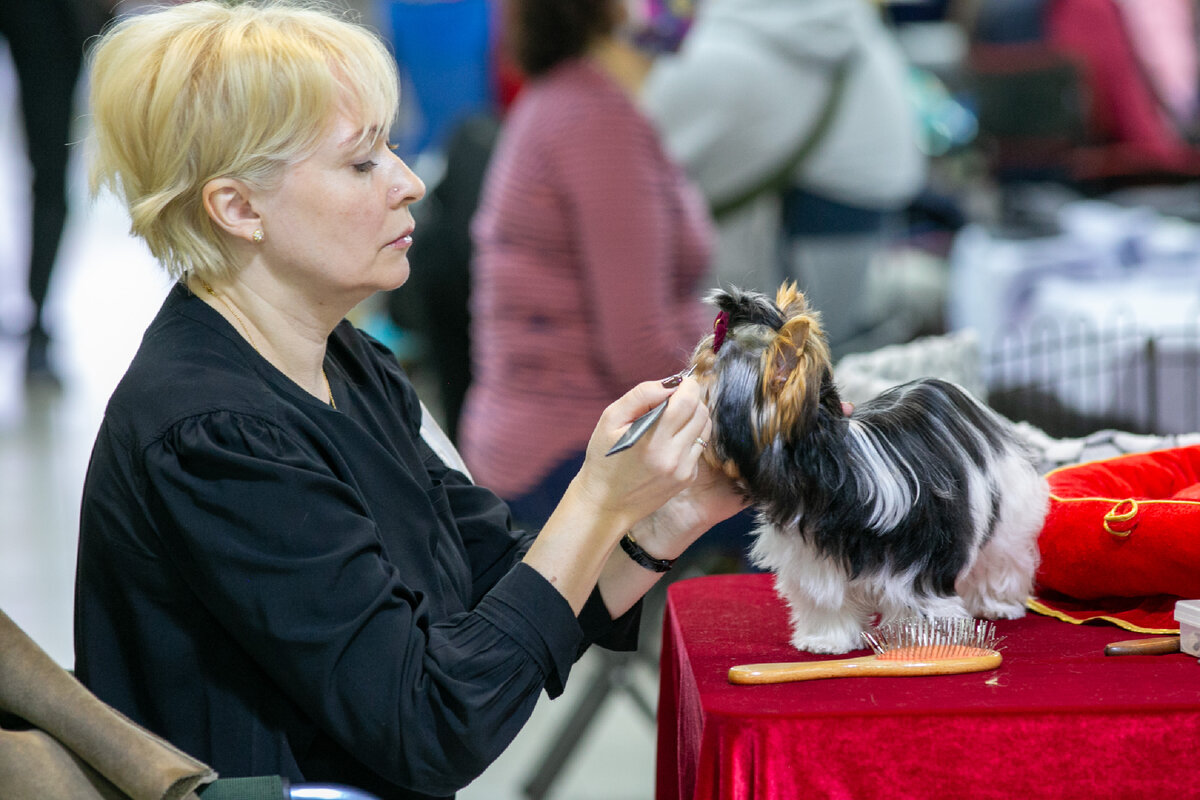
{"left": 656, "top": 574, "right": 1200, "bottom": 800}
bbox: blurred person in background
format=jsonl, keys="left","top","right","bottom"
{"left": 459, "top": 0, "right": 715, "bottom": 529}
{"left": 74, "top": 3, "right": 744, "bottom": 797}
{"left": 642, "top": 0, "right": 928, "bottom": 357}
{"left": 0, "top": 0, "right": 113, "bottom": 385}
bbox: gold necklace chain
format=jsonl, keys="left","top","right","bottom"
{"left": 198, "top": 278, "right": 336, "bottom": 409}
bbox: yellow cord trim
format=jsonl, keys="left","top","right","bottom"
{"left": 1046, "top": 493, "right": 1200, "bottom": 537}
{"left": 1047, "top": 493, "right": 1200, "bottom": 507}
{"left": 1025, "top": 597, "right": 1179, "bottom": 634}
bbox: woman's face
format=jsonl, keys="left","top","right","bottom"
{"left": 252, "top": 112, "right": 425, "bottom": 307}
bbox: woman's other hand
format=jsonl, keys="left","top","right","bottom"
{"left": 634, "top": 456, "right": 748, "bottom": 561}
{"left": 586, "top": 394, "right": 747, "bottom": 619}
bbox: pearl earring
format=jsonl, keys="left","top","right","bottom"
{"left": 252, "top": 229, "right": 264, "bottom": 243}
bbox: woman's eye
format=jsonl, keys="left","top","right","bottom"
{"left": 353, "top": 160, "right": 378, "bottom": 173}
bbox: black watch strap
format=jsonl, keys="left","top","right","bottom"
{"left": 620, "top": 532, "right": 675, "bottom": 573}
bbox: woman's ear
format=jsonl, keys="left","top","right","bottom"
{"left": 202, "top": 177, "right": 262, "bottom": 243}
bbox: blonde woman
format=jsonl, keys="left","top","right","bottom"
{"left": 73, "top": 3, "right": 743, "bottom": 797}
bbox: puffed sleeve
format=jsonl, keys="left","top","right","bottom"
{"left": 141, "top": 410, "right": 583, "bottom": 795}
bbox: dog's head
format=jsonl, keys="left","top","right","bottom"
{"left": 689, "top": 283, "right": 841, "bottom": 488}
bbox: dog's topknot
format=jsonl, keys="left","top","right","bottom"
{"left": 764, "top": 283, "right": 831, "bottom": 427}
{"left": 691, "top": 283, "right": 837, "bottom": 485}
{"left": 699, "top": 284, "right": 831, "bottom": 403}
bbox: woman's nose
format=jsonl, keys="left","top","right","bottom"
{"left": 388, "top": 154, "right": 425, "bottom": 207}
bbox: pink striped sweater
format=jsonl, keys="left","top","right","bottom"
{"left": 460, "top": 58, "right": 713, "bottom": 499}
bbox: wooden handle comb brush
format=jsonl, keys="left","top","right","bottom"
{"left": 1104, "top": 635, "right": 1181, "bottom": 656}
{"left": 729, "top": 618, "right": 1004, "bottom": 685}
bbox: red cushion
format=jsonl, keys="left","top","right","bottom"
{"left": 1037, "top": 446, "right": 1200, "bottom": 602}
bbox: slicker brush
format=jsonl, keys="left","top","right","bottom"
{"left": 728, "top": 617, "right": 1004, "bottom": 684}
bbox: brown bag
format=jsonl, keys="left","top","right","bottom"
{"left": 0, "top": 609, "right": 216, "bottom": 800}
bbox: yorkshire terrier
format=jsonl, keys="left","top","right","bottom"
{"left": 689, "top": 284, "right": 1048, "bottom": 654}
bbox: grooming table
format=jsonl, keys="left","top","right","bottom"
{"left": 657, "top": 573, "right": 1200, "bottom": 800}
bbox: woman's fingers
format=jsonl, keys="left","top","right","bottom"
{"left": 617, "top": 384, "right": 674, "bottom": 421}
{"left": 600, "top": 376, "right": 707, "bottom": 458}
{"left": 578, "top": 377, "right": 713, "bottom": 521}
{"left": 649, "top": 380, "right": 710, "bottom": 480}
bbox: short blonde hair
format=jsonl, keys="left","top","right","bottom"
{"left": 88, "top": 0, "right": 400, "bottom": 282}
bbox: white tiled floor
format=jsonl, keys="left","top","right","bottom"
{"left": 0, "top": 44, "right": 656, "bottom": 800}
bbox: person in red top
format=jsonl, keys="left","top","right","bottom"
{"left": 460, "top": 0, "right": 715, "bottom": 528}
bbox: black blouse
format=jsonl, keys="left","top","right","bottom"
{"left": 73, "top": 283, "right": 639, "bottom": 799}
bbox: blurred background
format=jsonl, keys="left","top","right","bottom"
{"left": 5, "top": 0, "right": 1200, "bottom": 798}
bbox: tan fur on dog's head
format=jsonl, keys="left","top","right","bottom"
{"left": 689, "top": 282, "right": 836, "bottom": 486}
{"left": 762, "top": 283, "right": 831, "bottom": 442}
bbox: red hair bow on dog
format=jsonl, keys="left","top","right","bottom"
{"left": 712, "top": 311, "right": 729, "bottom": 353}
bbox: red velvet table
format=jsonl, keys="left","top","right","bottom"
{"left": 656, "top": 574, "right": 1200, "bottom": 800}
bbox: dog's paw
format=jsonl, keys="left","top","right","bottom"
{"left": 974, "top": 600, "right": 1027, "bottom": 620}
{"left": 790, "top": 629, "right": 862, "bottom": 655}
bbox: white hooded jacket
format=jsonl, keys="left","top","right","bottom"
{"left": 642, "top": 0, "right": 927, "bottom": 211}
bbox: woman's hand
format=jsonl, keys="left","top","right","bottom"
{"left": 587, "top": 412, "right": 748, "bottom": 620}
{"left": 521, "top": 376, "right": 712, "bottom": 614}
{"left": 628, "top": 398, "right": 847, "bottom": 556}
{"left": 623, "top": 398, "right": 848, "bottom": 558}
{"left": 572, "top": 376, "right": 713, "bottom": 530}
{"left": 628, "top": 453, "right": 749, "bottom": 563}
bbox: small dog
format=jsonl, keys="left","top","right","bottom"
{"left": 689, "top": 284, "right": 1048, "bottom": 654}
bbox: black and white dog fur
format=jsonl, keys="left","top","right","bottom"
{"left": 689, "top": 284, "right": 1048, "bottom": 654}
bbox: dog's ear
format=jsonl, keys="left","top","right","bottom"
{"left": 764, "top": 282, "right": 815, "bottom": 394}
{"left": 764, "top": 315, "right": 815, "bottom": 394}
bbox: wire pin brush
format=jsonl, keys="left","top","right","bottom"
{"left": 729, "top": 617, "right": 1004, "bottom": 684}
